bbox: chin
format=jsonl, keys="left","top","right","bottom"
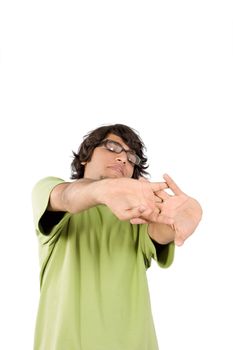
{"left": 99, "top": 175, "right": 118, "bottom": 179}
{"left": 100, "top": 173, "right": 124, "bottom": 179}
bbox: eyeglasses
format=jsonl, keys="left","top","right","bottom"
{"left": 99, "top": 139, "right": 141, "bottom": 166}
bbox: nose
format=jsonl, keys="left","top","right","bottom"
{"left": 115, "top": 153, "right": 127, "bottom": 164}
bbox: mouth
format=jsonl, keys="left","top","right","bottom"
{"left": 107, "top": 165, "right": 125, "bottom": 176}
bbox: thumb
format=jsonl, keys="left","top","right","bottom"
{"left": 174, "top": 237, "right": 184, "bottom": 246}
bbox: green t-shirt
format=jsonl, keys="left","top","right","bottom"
{"left": 32, "top": 177, "right": 175, "bottom": 350}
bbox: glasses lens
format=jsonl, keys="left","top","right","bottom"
{"left": 127, "top": 152, "right": 140, "bottom": 165}
{"left": 105, "top": 140, "right": 122, "bottom": 153}
{"left": 103, "top": 140, "right": 141, "bottom": 165}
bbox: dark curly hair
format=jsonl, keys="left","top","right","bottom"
{"left": 71, "top": 124, "right": 149, "bottom": 179}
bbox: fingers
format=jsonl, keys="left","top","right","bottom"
{"left": 150, "top": 182, "right": 168, "bottom": 192}
{"left": 130, "top": 217, "right": 150, "bottom": 224}
{"left": 129, "top": 204, "right": 175, "bottom": 227}
{"left": 155, "top": 190, "right": 170, "bottom": 202}
{"left": 154, "top": 194, "right": 163, "bottom": 203}
{"left": 174, "top": 237, "right": 184, "bottom": 246}
{"left": 138, "top": 176, "right": 183, "bottom": 197}
{"left": 163, "top": 174, "right": 183, "bottom": 195}
{"left": 129, "top": 204, "right": 162, "bottom": 224}
{"left": 114, "top": 205, "right": 145, "bottom": 221}
{"left": 124, "top": 204, "right": 157, "bottom": 220}
{"left": 126, "top": 205, "right": 147, "bottom": 218}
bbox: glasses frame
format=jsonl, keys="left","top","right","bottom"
{"left": 99, "top": 139, "right": 141, "bottom": 166}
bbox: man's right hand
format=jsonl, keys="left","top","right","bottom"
{"left": 97, "top": 177, "right": 168, "bottom": 222}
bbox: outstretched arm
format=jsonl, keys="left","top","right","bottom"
{"left": 48, "top": 177, "right": 168, "bottom": 223}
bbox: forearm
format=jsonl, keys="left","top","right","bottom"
{"left": 148, "top": 222, "right": 175, "bottom": 245}
{"left": 49, "top": 178, "right": 106, "bottom": 213}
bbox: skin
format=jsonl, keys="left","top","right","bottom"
{"left": 48, "top": 133, "right": 202, "bottom": 246}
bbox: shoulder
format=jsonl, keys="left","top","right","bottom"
{"left": 32, "top": 176, "right": 65, "bottom": 211}
{"left": 32, "top": 176, "right": 65, "bottom": 198}
{"left": 32, "top": 176, "right": 65, "bottom": 190}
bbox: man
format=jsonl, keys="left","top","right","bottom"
{"left": 32, "top": 123, "right": 202, "bottom": 350}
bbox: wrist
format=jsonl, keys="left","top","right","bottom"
{"left": 148, "top": 222, "right": 175, "bottom": 245}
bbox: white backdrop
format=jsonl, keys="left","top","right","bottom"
{"left": 0, "top": 0, "right": 232, "bottom": 349}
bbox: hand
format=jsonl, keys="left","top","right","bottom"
{"left": 100, "top": 177, "right": 167, "bottom": 223}
{"left": 155, "top": 174, "right": 203, "bottom": 246}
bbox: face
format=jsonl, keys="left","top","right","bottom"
{"left": 83, "top": 134, "right": 136, "bottom": 179}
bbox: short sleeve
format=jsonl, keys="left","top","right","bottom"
{"left": 152, "top": 240, "right": 175, "bottom": 268}
{"left": 139, "top": 224, "right": 175, "bottom": 269}
{"left": 31, "top": 176, "right": 65, "bottom": 232}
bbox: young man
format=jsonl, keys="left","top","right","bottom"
{"left": 32, "top": 124, "right": 202, "bottom": 350}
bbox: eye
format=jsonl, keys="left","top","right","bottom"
{"left": 107, "top": 141, "right": 117, "bottom": 151}
{"left": 128, "top": 153, "right": 136, "bottom": 163}
{"left": 128, "top": 153, "right": 141, "bottom": 165}
{"left": 106, "top": 141, "right": 122, "bottom": 153}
